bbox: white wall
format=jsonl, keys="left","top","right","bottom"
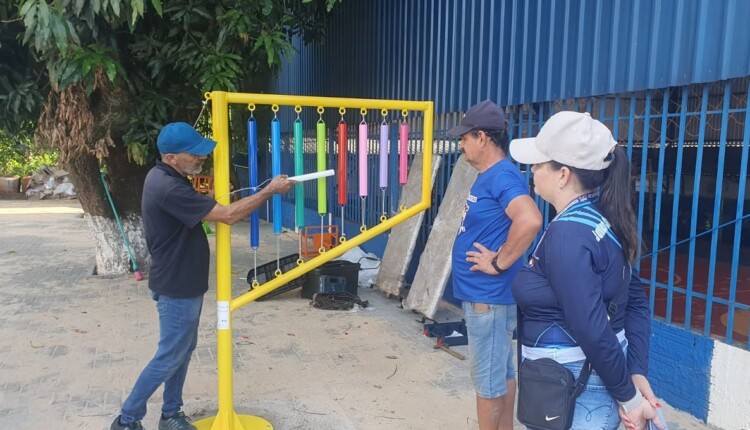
{"left": 708, "top": 341, "right": 750, "bottom": 429}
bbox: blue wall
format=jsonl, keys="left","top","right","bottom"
{"left": 649, "top": 320, "right": 713, "bottom": 421}
{"left": 274, "top": 0, "right": 750, "bottom": 111}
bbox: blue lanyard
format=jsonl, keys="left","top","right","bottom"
{"left": 530, "top": 192, "right": 598, "bottom": 260}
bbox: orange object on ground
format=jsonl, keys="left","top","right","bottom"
{"left": 191, "top": 175, "right": 213, "bottom": 195}
{"left": 300, "top": 225, "right": 340, "bottom": 258}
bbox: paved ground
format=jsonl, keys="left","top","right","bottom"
{"left": 0, "top": 199, "right": 716, "bottom": 429}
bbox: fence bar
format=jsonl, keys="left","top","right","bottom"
{"left": 704, "top": 81, "right": 732, "bottom": 334}
{"left": 685, "top": 84, "right": 710, "bottom": 330}
{"left": 667, "top": 88, "right": 689, "bottom": 323}
{"left": 727, "top": 79, "right": 750, "bottom": 348}
{"left": 636, "top": 91, "right": 652, "bottom": 269}
{"left": 649, "top": 90, "right": 670, "bottom": 318}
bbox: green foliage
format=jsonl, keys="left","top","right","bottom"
{"left": 0, "top": 127, "right": 59, "bottom": 177}
{"left": 1, "top": 0, "right": 343, "bottom": 165}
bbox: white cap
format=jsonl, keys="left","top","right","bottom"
{"left": 509, "top": 111, "right": 617, "bottom": 171}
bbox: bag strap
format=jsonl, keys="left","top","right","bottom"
{"left": 518, "top": 266, "right": 630, "bottom": 398}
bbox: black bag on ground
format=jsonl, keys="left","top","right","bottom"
{"left": 516, "top": 357, "right": 590, "bottom": 430}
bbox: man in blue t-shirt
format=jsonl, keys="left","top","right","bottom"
{"left": 111, "top": 123, "right": 293, "bottom": 430}
{"left": 448, "top": 101, "right": 541, "bottom": 430}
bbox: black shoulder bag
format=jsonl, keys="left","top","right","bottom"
{"left": 516, "top": 289, "right": 624, "bottom": 430}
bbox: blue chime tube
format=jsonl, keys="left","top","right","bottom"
{"left": 271, "top": 118, "right": 282, "bottom": 235}
{"left": 247, "top": 118, "right": 260, "bottom": 249}
{"left": 294, "top": 119, "right": 304, "bottom": 230}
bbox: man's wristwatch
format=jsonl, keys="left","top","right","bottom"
{"left": 491, "top": 255, "right": 506, "bottom": 275}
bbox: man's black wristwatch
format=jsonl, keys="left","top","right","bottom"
{"left": 491, "top": 255, "right": 506, "bottom": 275}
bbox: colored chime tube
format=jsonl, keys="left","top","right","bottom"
{"left": 359, "top": 122, "right": 368, "bottom": 196}
{"left": 294, "top": 119, "right": 304, "bottom": 230}
{"left": 379, "top": 123, "right": 388, "bottom": 188}
{"left": 399, "top": 121, "right": 408, "bottom": 185}
{"left": 316, "top": 121, "right": 327, "bottom": 215}
{"left": 271, "top": 118, "right": 282, "bottom": 235}
{"left": 247, "top": 118, "right": 260, "bottom": 249}
{"left": 337, "top": 121, "right": 348, "bottom": 206}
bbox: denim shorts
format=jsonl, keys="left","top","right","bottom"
{"left": 462, "top": 302, "right": 517, "bottom": 399}
{"left": 522, "top": 339, "right": 628, "bottom": 430}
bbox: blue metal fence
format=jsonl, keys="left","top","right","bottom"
{"left": 274, "top": 0, "right": 750, "bottom": 110}
{"left": 506, "top": 80, "right": 750, "bottom": 349}
{"left": 236, "top": 78, "right": 750, "bottom": 349}
{"left": 263, "top": 0, "right": 750, "bottom": 349}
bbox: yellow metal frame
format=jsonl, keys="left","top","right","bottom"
{"left": 195, "top": 91, "right": 434, "bottom": 430}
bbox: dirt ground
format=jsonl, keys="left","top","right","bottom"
{"left": 0, "top": 199, "right": 712, "bottom": 430}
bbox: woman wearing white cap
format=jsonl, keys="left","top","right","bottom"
{"left": 509, "top": 112, "right": 663, "bottom": 430}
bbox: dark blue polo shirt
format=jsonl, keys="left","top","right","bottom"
{"left": 512, "top": 201, "right": 651, "bottom": 402}
{"left": 142, "top": 161, "right": 217, "bottom": 298}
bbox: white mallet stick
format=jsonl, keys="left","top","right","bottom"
{"left": 288, "top": 169, "right": 335, "bottom": 182}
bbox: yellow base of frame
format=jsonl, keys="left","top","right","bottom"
{"left": 193, "top": 412, "right": 273, "bottom": 430}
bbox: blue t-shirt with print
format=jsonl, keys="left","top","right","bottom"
{"left": 451, "top": 158, "right": 529, "bottom": 304}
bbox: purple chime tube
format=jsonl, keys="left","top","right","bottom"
{"left": 379, "top": 122, "right": 388, "bottom": 218}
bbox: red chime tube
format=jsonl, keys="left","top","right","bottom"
{"left": 337, "top": 120, "right": 348, "bottom": 206}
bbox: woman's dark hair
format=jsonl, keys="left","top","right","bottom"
{"left": 470, "top": 128, "right": 509, "bottom": 154}
{"left": 550, "top": 146, "right": 639, "bottom": 264}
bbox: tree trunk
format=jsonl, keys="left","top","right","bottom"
{"left": 66, "top": 147, "right": 151, "bottom": 276}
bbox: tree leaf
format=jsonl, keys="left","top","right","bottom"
{"left": 52, "top": 18, "right": 68, "bottom": 54}
{"left": 150, "top": 0, "right": 161, "bottom": 16}
{"left": 105, "top": 62, "right": 116, "bottom": 82}
{"left": 110, "top": 0, "right": 120, "bottom": 17}
{"left": 130, "top": 0, "right": 143, "bottom": 24}
{"left": 19, "top": 0, "right": 35, "bottom": 17}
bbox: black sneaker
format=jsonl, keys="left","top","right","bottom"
{"left": 110, "top": 416, "right": 145, "bottom": 430}
{"left": 158, "top": 411, "right": 196, "bottom": 430}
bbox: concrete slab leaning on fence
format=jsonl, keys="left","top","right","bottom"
{"left": 375, "top": 152, "right": 441, "bottom": 297}
{"left": 406, "top": 155, "right": 477, "bottom": 318}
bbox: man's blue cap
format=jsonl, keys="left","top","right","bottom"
{"left": 157, "top": 122, "right": 217, "bottom": 156}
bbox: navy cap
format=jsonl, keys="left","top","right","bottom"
{"left": 157, "top": 122, "right": 217, "bottom": 156}
{"left": 446, "top": 100, "right": 507, "bottom": 137}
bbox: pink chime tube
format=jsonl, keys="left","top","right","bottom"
{"left": 379, "top": 123, "right": 388, "bottom": 188}
{"left": 399, "top": 122, "right": 409, "bottom": 185}
{"left": 359, "top": 122, "right": 368, "bottom": 196}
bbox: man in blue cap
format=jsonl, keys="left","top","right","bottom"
{"left": 447, "top": 101, "right": 541, "bottom": 430}
{"left": 111, "top": 122, "right": 294, "bottom": 430}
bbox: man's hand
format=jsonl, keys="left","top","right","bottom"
{"left": 204, "top": 175, "right": 296, "bottom": 225}
{"left": 466, "top": 242, "right": 500, "bottom": 275}
{"left": 265, "top": 175, "right": 295, "bottom": 195}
